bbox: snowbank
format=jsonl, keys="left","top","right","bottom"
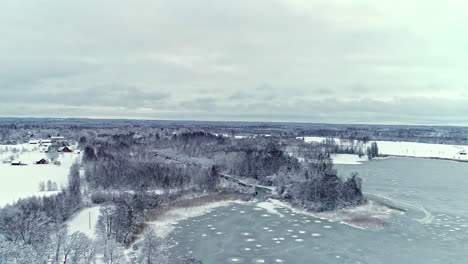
{"left": 256, "top": 200, "right": 284, "bottom": 217}
{"left": 330, "top": 154, "right": 368, "bottom": 165}
{"left": 67, "top": 206, "right": 101, "bottom": 238}
{"left": 258, "top": 198, "right": 397, "bottom": 230}
{"left": 300, "top": 137, "right": 468, "bottom": 161}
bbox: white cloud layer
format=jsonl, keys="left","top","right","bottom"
{"left": 1, "top": 0, "right": 467, "bottom": 125}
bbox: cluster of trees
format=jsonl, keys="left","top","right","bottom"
{"left": 366, "top": 142, "right": 379, "bottom": 160}
{"left": 164, "top": 133, "right": 299, "bottom": 184}
{"left": 81, "top": 132, "right": 296, "bottom": 190}
{"left": 38, "top": 180, "right": 58, "bottom": 192}
{"left": 315, "top": 138, "right": 367, "bottom": 157}
{"left": 293, "top": 138, "right": 380, "bottom": 161}
{"left": 80, "top": 131, "right": 365, "bottom": 213}
{"left": 83, "top": 148, "right": 220, "bottom": 192}
{"left": 274, "top": 154, "right": 364, "bottom": 211}
{"left": 0, "top": 227, "right": 101, "bottom": 264}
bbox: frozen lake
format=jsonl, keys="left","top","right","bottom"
{"left": 166, "top": 157, "right": 468, "bottom": 263}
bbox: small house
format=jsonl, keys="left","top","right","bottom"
{"left": 59, "top": 146, "right": 73, "bottom": 153}
{"left": 36, "top": 158, "right": 48, "bottom": 164}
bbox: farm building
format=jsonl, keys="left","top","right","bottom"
{"left": 59, "top": 146, "right": 73, "bottom": 153}
{"left": 36, "top": 158, "right": 48, "bottom": 164}
{"left": 11, "top": 161, "right": 26, "bottom": 166}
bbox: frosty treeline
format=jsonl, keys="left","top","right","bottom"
{"left": 81, "top": 131, "right": 365, "bottom": 211}
{"left": 295, "top": 137, "right": 379, "bottom": 160}
{"left": 3, "top": 117, "right": 468, "bottom": 145}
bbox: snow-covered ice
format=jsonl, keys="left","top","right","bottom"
{"left": 256, "top": 199, "right": 284, "bottom": 217}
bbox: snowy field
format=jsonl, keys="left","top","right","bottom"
{"left": 300, "top": 137, "right": 468, "bottom": 162}
{"left": 0, "top": 144, "right": 80, "bottom": 207}
{"left": 67, "top": 206, "right": 101, "bottom": 238}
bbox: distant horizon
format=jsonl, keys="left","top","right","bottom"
{"left": 1, "top": 115, "right": 467, "bottom": 128}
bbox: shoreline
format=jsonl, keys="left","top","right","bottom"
{"left": 380, "top": 154, "right": 468, "bottom": 163}
{"left": 130, "top": 192, "right": 251, "bottom": 246}
{"left": 260, "top": 197, "right": 402, "bottom": 230}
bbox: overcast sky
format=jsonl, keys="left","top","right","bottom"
{"left": 1, "top": 0, "right": 467, "bottom": 125}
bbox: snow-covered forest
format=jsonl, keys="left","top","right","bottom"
{"left": 0, "top": 119, "right": 371, "bottom": 263}
{"left": 1, "top": 118, "right": 468, "bottom": 263}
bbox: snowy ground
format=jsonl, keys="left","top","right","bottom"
{"left": 299, "top": 137, "right": 468, "bottom": 162}
{"left": 67, "top": 206, "right": 101, "bottom": 238}
{"left": 0, "top": 144, "right": 80, "bottom": 207}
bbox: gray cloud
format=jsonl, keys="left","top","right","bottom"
{"left": 0, "top": 0, "right": 467, "bottom": 125}
{"left": 228, "top": 92, "right": 251, "bottom": 101}
{"left": 3, "top": 85, "right": 169, "bottom": 109}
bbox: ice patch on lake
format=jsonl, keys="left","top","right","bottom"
{"left": 256, "top": 200, "right": 284, "bottom": 217}
{"left": 366, "top": 192, "right": 433, "bottom": 224}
